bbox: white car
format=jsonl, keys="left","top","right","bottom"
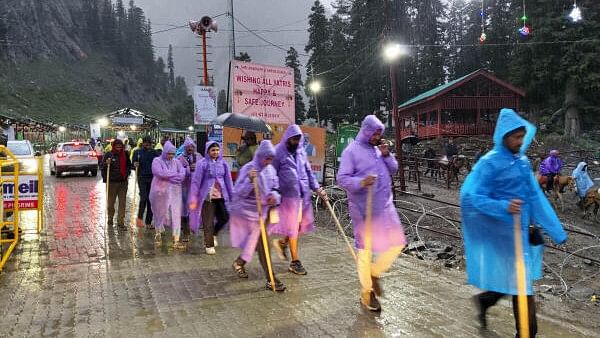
{"left": 50, "top": 142, "right": 99, "bottom": 177}
{"left": 6, "top": 140, "right": 40, "bottom": 174}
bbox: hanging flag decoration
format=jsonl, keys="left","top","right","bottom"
{"left": 479, "top": 0, "right": 487, "bottom": 44}
{"left": 569, "top": 1, "right": 582, "bottom": 22}
{"left": 518, "top": 0, "right": 531, "bottom": 37}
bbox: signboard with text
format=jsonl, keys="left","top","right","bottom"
{"left": 193, "top": 86, "right": 218, "bottom": 125}
{"left": 231, "top": 61, "right": 295, "bottom": 124}
{"left": 2, "top": 175, "right": 39, "bottom": 209}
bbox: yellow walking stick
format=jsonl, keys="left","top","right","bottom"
{"left": 252, "top": 173, "right": 276, "bottom": 292}
{"left": 513, "top": 212, "right": 530, "bottom": 338}
{"left": 130, "top": 166, "right": 139, "bottom": 227}
{"left": 105, "top": 161, "right": 111, "bottom": 226}
{"left": 364, "top": 176, "right": 375, "bottom": 280}
{"left": 324, "top": 199, "right": 357, "bottom": 262}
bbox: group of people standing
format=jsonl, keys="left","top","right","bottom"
{"left": 99, "top": 110, "right": 569, "bottom": 337}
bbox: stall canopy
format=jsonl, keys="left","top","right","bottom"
{"left": 101, "top": 108, "right": 160, "bottom": 131}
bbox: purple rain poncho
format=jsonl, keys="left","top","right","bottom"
{"left": 187, "top": 141, "right": 234, "bottom": 233}
{"left": 336, "top": 115, "right": 407, "bottom": 253}
{"left": 539, "top": 150, "right": 563, "bottom": 175}
{"left": 229, "top": 140, "right": 281, "bottom": 262}
{"left": 269, "top": 124, "right": 319, "bottom": 238}
{"left": 461, "top": 109, "right": 567, "bottom": 295}
{"left": 149, "top": 141, "right": 186, "bottom": 231}
{"left": 176, "top": 137, "right": 203, "bottom": 217}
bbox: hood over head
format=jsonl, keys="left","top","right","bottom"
{"left": 549, "top": 149, "right": 559, "bottom": 157}
{"left": 204, "top": 141, "right": 222, "bottom": 159}
{"left": 281, "top": 124, "right": 304, "bottom": 144}
{"left": 357, "top": 115, "right": 385, "bottom": 144}
{"left": 161, "top": 141, "right": 176, "bottom": 160}
{"left": 253, "top": 140, "right": 276, "bottom": 169}
{"left": 135, "top": 138, "right": 143, "bottom": 147}
{"left": 183, "top": 136, "right": 197, "bottom": 151}
{"left": 492, "top": 108, "right": 536, "bottom": 155}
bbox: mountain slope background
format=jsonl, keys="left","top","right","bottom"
{"left": 0, "top": 0, "right": 192, "bottom": 127}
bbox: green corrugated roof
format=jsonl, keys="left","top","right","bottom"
{"left": 399, "top": 70, "right": 480, "bottom": 108}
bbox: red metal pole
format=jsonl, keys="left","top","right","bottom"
{"left": 201, "top": 30, "right": 209, "bottom": 86}
{"left": 390, "top": 65, "right": 406, "bottom": 191}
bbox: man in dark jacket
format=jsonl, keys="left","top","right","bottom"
{"left": 132, "top": 136, "right": 158, "bottom": 229}
{"left": 102, "top": 139, "right": 132, "bottom": 229}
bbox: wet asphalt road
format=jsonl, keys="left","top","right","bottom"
{"left": 0, "top": 163, "right": 595, "bottom": 337}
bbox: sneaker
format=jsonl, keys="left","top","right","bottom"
{"left": 146, "top": 223, "right": 155, "bottom": 230}
{"left": 472, "top": 295, "right": 487, "bottom": 329}
{"left": 205, "top": 247, "right": 216, "bottom": 255}
{"left": 232, "top": 261, "right": 248, "bottom": 278}
{"left": 181, "top": 234, "right": 190, "bottom": 242}
{"left": 135, "top": 218, "right": 144, "bottom": 228}
{"left": 154, "top": 232, "right": 162, "bottom": 243}
{"left": 372, "top": 276, "right": 383, "bottom": 296}
{"left": 273, "top": 239, "right": 288, "bottom": 261}
{"left": 289, "top": 260, "right": 307, "bottom": 275}
{"left": 265, "top": 279, "right": 286, "bottom": 292}
{"left": 173, "top": 241, "right": 186, "bottom": 250}
{"left": 361, "top": 291, "right": 381, "bottom": 312}
{"left": 117, "top": 224, "right": 128, "bottom": 231}
{"left": 213, "top": 236, "right": 218, "bottom": 247}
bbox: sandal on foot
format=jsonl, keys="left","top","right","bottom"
{"left": 265, "top": 279, "right": 286, "bottom": 292}
{"left": 232, "top": 261, "right": 248, "bottom": 278}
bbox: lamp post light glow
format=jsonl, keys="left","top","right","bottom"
{"left": 383, "top": 43, "right": 408, "bottom": 63}
{"left": 187, "top": 125, "right": 194, "bottom": 132}
{"left": 569, "top": 3, "right": 582, "bottom": 22}
{"left": 309, "top": 81, "right": 322, "bottom": 126}
{"left": 58, "top": 126, "right": 66, "bottom": 133}
{"left": 98, "top": 117, "right": 109, "bottom": 127}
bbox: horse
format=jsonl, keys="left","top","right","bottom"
{"left": 536, "top": 174, "right": 576, "bottom": 212}
{"left": 581, "top": 188, "right": 600, "bottom": 221}
{"left": 438, "top": 155, "right": 468, "bottom": 187}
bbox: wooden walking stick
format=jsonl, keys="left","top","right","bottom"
{"left": 252, "top": 173, "right": 276, "bottom": 291}
{"left": 324, "top": 199, "right": 357, "bottom": 261}
{"left": 513, "top": 212, "right": 530, "bottom": 338}
{"left": 130, "top": 165, "right": 139, "bottom": 227}
{"left": 105, "top": 160, "right": 111, "bottom": 226}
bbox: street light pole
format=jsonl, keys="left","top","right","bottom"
{"left": 314, "top": 93, "right": 320, "bottom": 126}
{"left": 389, "top": 64, "right": 405, "bottom": 191}
{"left": 383, "top": 42, "right": 407, "bottom": 192}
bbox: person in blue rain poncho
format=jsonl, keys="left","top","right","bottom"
{"left": 461, "top": 109, "right": 567, "bottom": 337}
{"left": 572, "top": 162, "right": 595, "bottom": 204}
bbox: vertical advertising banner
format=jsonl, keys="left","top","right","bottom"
{"left": 193, "top": 86, "right": 217, "bottom": 125}
{"left": 90, "top": 123, "right": 101, "bottom": 139}
{"left": 336, "top": 125, "right": 359, "bottom": 163}
{"left": 231, "top": 61, "right": 295, "bottom": 124}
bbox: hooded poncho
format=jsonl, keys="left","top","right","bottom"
{"left": 269, "top": 124, "right": 319, "bottom": 238}
{"left": 572, "top": 161, "right": 594, "bottom": 198}
{"left": 539, "top": 150, "right": 562, "bottom": 175}
{"left": 149, "top": 141, "right": 186, "bottom": 229}
{"left": 188, "top": 141, "right": 234, "bottom": 233}
{"left": 461, "top": 108, "right": 567, "bottom": 295}
{"left": 336, "top": 115, "right": 407, "bottom": 252}
{"left": 176, "top": 137, "right": 203, "bottom": 217}
{"left": 229, "top": 140, "right": 281, "bottom": 262}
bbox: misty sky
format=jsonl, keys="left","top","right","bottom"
{"left": 137, "top": 0, "right": 335, "bottom": 96}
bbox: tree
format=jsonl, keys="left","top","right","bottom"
{"left": 305, "top": 1, "right": 330, "bottom": 121}
{"left": 285, "top": 47, "right": 306, "bottom": 123}
{"left": 234, "top": 52, "right": 252, "bottom": 62}
{"left": 411, "top": 0, "right": 446, "bottom": 93}
{"left": 167, "top": 44, "right": 175, "bottom": 90}
{"left": 509, "top": 0, "right": 600, "bottom": 137}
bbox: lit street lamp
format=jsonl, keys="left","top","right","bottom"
{"left": 187, "top": 125, "right": 194, "bottom": 132}
{"left": 383, "top": 42, "right": 408, "bottom": 191}
{"left": 309, "top": 81, "right": 322, "bottom": 126}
